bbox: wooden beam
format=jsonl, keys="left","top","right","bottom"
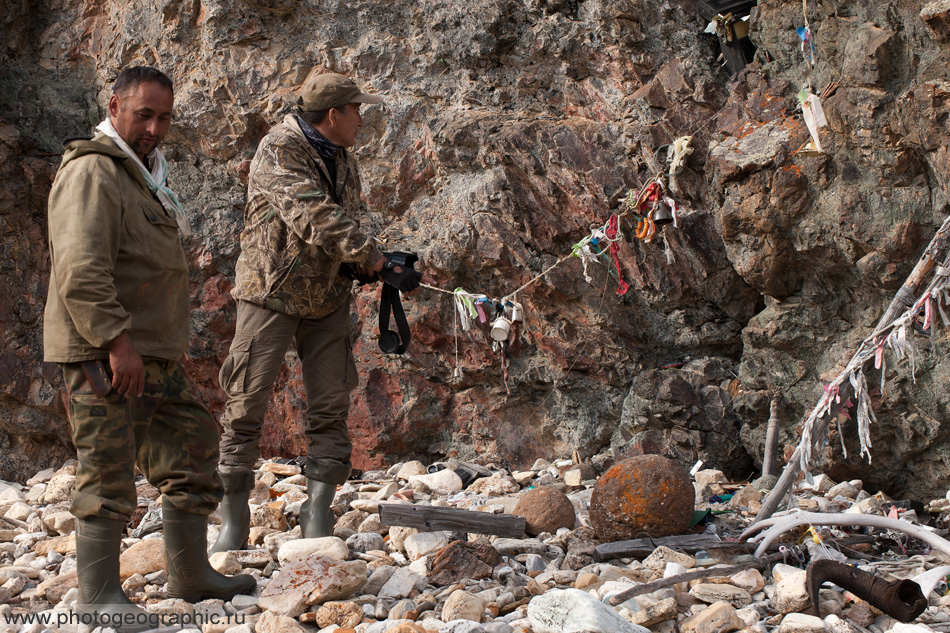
{"left": 594, "top": 534, "right": 759, "bottom": 562}
{"left": 379, "top": 503, "right": 526, "bottom": 538}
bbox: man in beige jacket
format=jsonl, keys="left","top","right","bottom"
{"left": 44, "top": 66, "right": 254, "bottom": 628}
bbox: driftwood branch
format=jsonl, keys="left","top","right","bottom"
{"left": 606, "top": 552, "right": 787, "bottom": 606}
{"left": 756, "top": 213, "right": 950, "bottom": 522}
{"left": 762, "top": 395, "right": 781, "bottom": 477}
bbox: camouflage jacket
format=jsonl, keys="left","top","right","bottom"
{"left": 44, "top": 134, "right": 190, "bottom": 363}
{"left": 231, "top": 114, "right": 383, "bottom": 319}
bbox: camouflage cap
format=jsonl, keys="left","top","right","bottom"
{"left": 301, "top": 73, "right": 384, "bottom": 111}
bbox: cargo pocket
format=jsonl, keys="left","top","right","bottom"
{"left": 219, "top": 334, "right": 253, "bottom": 396}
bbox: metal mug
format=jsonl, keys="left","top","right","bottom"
{"left": 491, "top": 316, "right": 511, "bottom": 341}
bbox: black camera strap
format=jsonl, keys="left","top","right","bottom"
{"left": 379, "top": 284, "right": 412, "bottom": 354}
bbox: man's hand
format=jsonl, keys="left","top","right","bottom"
{"left": 378, "top": 252, "right": 423, "bottom": 294}
{"left": 108, "top": 333, "right": 145, "bottom": 398}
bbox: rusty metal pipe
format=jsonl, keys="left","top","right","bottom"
{"left": 806, "top": 559, "right": 928, "bottom": 622}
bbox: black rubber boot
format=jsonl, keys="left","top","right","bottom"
{"left": 75, "top": 516, "right": 152, "bottom": 632}
{"left": 163, "top": 503, "right": 258, "bottom": 602}
{"left": 299, "top": 479, "right": 337, "bottom": 538}
{"left": 210, "top": 489, "right": 251, "bottom": 554}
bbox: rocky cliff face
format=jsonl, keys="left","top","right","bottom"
{"left": 2, "top": 0, "right": 950, "bottom": 498}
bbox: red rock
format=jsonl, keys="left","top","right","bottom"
{"left": 589, "top": 455, "right": 693, "bottom": 541}
{"left": 428, "top": 540, "right": 503, "bottom": 586}
{"left": 512, "top": 487, "right": 576, "bottom": 536}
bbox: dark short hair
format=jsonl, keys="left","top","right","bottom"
{"left": 112, "top": 66, "right": 173, "bottom": 96}
{"left": 298, "top": 108, "right": 331, "bottom": 126}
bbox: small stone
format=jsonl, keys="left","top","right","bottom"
{"left": 34, "top": 535, "right": 75, "bottom": 556}
{"left": 776, "top": 612, "right": 829, "bottom": 633}
{"left": 372, "top": 482, "right": 400, "bottom": 500}
{"left": 730, "top": 568, "right": 765, "bottom": 594}
{"left": 350, "top": 498, "right": 381, "bottom": 513}
{"left": 728, "top": 486, "right": 763, "bottom": 514}
{"left": 278, "top": 537, "right": 349, "bottom": 565}
{"left": 773, "top": 569, "right": 810, "bottom": 614}
{"left": 408, "top": 470, "right": 464, "bottom": 495}
{"left": 404, "top": 531, "right": 450, "bottom": 561}
{"left": 694, "top": 470, "right": 727, "bottom": 487}
{"left": 512, "top": 487, "right": 576, "bottom": 536}
{"left": 347, "top": 532, "right": 385, "bottom": 553}
{"left": 260, "top": 462, "right": 302, "bottom": 477}
{"left": 679, "top": 601, "right": 744, "bottom": 633}
{"left": 255, "top": 610, "right": 307, "bottom": 633}
{"left": 363, "top": 565, "right": 397, "bottom": 595}
{"left": 357, "top": 513, "right": 385, "bottom": 534}
{"left": 388, "top": 526, "right": 420, "bottom": 553}
{"left": 443, "top": 589, "right": 486, "bottom": 623}
{"left": 231, "top": 549, "right": 273, "bottom": 568}
{"left": 249, "top": 526, "right": 278, "bottom": 546}
{"left": 825, "top": 482, "right": 859, "bottom": 500}
{"left": 378, "top": 567, "right": 427, "bottom": 600}
{"left": 40, "top": 470, "right": 76, "bottom": 505}
{"left": 630, "top": 597, "right": 678, "bottom": 627}
{"left": 120, "top": 537, "right": 166, "bottom": 580}
{"left": 5, "top": 502, "right": 33, "bottom": 522}
{"left": 467, "top": 474, "right": 520, "bottom": 496}
{"left": 643, "top": 546, "right": 696, "bottom": 570}
{"left": 396, "top": 461, "right": 428, "bottom": 480}
{"left": 689, "top": 583, "right": 752, "bottom": 608}
{"left": 122, "top": 573, "right": 147, "bottom": 592}
{"left": 389, "top": 598, "right": 419, "bottom": 620}
{"left": 511, "top": 471, "right": 536, "bottom": 485}
{"left": 251, "top": 502, "right": 287, "bottom": 531}
{"left": 313, "top": 600, "right": 364, "bottom": 628}
{"left": 523, "top": 554, "right": 547, "bottom": 574}
{"left": 231, "top": 594, "right": 259, "bottom": 611}
{"left": 574, "top": 572, "right": 598, "bottom": 589}
{"left": 209, "top": 551, "right": 242, "bottom": 575}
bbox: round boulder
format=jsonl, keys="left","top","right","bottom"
{"left": 589, "top": 455, "right": 693, "bottom": 541}
{"left": 513, "top": 486, "right": 576, "bottom": 536}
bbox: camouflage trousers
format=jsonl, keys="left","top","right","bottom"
{"left": 217, "top": 299, "right": 356, "bottom": 492}
{"left": 62, "top": 359, "right": 222, "bottom": 522}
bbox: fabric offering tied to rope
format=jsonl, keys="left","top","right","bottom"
{"left": 795, "top": 261, "right": 950, "bottom": 472}
{"left": 414, "top": 178, "right": 686, "bottom": 386}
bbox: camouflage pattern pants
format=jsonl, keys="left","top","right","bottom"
{"left": 63, "top": 359, "right": 222, "bottom": 522}
{"left": 217, "top": 299, "right": 357, "bottom": 491}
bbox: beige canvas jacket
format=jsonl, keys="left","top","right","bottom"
{"left": 43, "top": 133, "right": 190, "bottom": 362}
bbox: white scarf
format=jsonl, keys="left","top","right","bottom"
{"left": 95, "top": 119, "right": 191, "bottom": 237}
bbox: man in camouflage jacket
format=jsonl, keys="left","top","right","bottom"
{"left": 213, "top": 72, "right": 421, "bottom": 550}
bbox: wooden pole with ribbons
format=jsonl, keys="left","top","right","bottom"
{"left": 755, "top": 212, "right": 950, "bottom": 522}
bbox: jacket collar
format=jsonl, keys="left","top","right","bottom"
{"left": 283, "top": 114, "right": 350, "bottom": 200}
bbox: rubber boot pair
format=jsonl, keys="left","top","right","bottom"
{"left": 210, "top": 489, "right": 251, "bottom": 554}
{"left": 299, "top": 479, "right": 337, "bottom": 538}
{"left": 75, "top": 516, "right": 153, "bottom": 633}
{"left": 163, "top": 502, "right": 258, "bottom": 602}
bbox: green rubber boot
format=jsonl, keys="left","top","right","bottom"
{"left": 75, "top": 516, "right": 152, "bottom": 632}
{"left": 163, "top": 503, "right": 257, "bottom": 602}
{"left": 299, "top": 479, "right": 337, "bottom": 538}
{"left": 210, "top": 489, "right": 251, "bottom": 554}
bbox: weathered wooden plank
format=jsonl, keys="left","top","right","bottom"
{"left": 594, "top": 534, "right": 759, "bottom": 562}
{"left": 379, "top": 504, "right": 526, "bottom": 538}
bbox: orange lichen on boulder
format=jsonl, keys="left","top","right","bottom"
{"left": 589, "top": 455, "right": 694, "bottom": 541}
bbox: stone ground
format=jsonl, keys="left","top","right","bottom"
{"left": 3, "top": 457, "right": 950, "bottom": 633}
